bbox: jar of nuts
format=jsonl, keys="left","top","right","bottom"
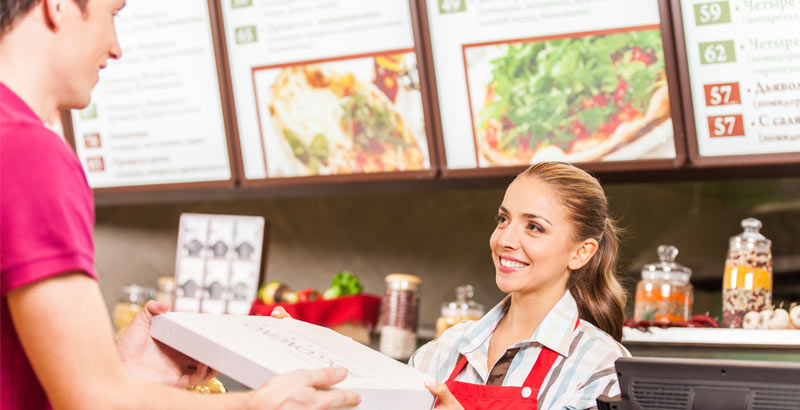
{"left": 722, "top": 218, "right": 772, "bottom": 328}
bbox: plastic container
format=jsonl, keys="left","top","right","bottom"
{"left": 379, "top": 273, "right": 421, "bottom": 360}
{"left": 435, "top": 285, "right": 485, "bottom": 338}
{"left": 634, "top": 245, "right": 693, "bottom": 324}
{"left": 112, "top": 284, "right": 154, "bottom": 338}
{"left": 722, "top": 217, "right": 772, "bottom": 328}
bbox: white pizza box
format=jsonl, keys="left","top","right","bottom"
{"left": 150, "top": 313, "right": 435, "bottom": 410}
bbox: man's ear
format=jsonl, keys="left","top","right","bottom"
{"left": 568, "top": 238, "right": 599, "bottom": 271}
{"left": 42, "top": 0, "right": 66, "bottom": 31}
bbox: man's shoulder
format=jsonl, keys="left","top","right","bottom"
{"left": 1, "top": 120, "right": 81, "bottom": 171}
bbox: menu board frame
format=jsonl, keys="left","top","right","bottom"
{"left": 62, "top": 0, "right": 242, "bottom": 193}
{"left": 671, "top": 0, "right": 800, "bottom": 168}
{"left": 418, "top": 0, "right": 688, "bottom": 178}
{"left": 215, "top": 0, "right": 440, "bottom": 187}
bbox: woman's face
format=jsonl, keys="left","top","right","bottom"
{"left": 489, "top": 177, "right": 582, "bottom": 297}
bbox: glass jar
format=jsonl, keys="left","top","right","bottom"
{"left": 435, "top": 285, "right": 485, "bottom": 338}
{"left": 722, "top": 217, "right": 772, "bottom": 328}
{"left": 113, "top": 284, "right": 154, "bottom": 338}
{"left": 156, "top": 276, "right": 176, "bottom": 307}
{"left": 634, "top": 245, "right": 693, "bottom": 324}
{"left": 379, "top": 273, "right": 420, "bottom": 360}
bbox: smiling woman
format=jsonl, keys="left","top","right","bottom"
{"left": 410, "top": 162, "right": 629, "bottom": 410}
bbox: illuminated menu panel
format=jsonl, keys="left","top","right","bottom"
{"left": 220, "top": 0, "right": 431, "bottom": 180}
{"left": 680, "top": 0, "right": 800, "bottom": 157}
{"left": 70, "top": 0, "right": 231, "bottom": 188}
{"left": 425, "top": 0, "right": 679, "bottom": 169}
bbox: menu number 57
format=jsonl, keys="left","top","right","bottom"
{"left": 700, "top": 40, "right": 736, "bottom": 64}
{"left": 694, "top": 2, "right": 731, "bottom": 26}
{"left": 707, "top": 114, "right": 744, "bottom": 138}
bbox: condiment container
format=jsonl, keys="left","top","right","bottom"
{"left": 634, "top": 245, "right": 693, "bottom": 323}
{"left": 722, "top": 217, "right": 772, "bottom": 328}
{"left": 379, "top": 273, "right": 420, "bottom": 360}
{"left": 435, "top": 285, "right": 484, "bottom": 338}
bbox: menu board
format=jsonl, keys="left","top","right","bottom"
{"left": 677, "top": 0, "right": 800, "bottom": 162}
{"left": 219, "top": 0, "right": 433, "bottom": 181}
{"left": 424, "top": 0, "right": 681, "bottom": 171}
{"left": 69, "top": 0, "right": 232, "bottom": 189}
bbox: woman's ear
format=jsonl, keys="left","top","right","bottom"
{"left": 568, "top": 238, "right": 599, "bottom": 271}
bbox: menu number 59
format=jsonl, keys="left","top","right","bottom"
{"left": 700, "top": 40, "right": 736, "bottom": 64}
{"left": 707, "top": 114, "right": 744, "bottom": 138}
{"left": 694, "top": 2, "right": 731, "bottom": 26}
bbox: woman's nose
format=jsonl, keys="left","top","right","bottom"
{"left": 497, "top": 224, "right": 520, "bottom": 249}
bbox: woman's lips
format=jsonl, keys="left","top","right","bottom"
{"left": 497, "top": 255, "right": 530, "bottom": 273}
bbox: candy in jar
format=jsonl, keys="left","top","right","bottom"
{"left": 722, "top": 218, "right": 772, "bottom": 328}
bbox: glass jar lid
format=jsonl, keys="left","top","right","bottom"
{"left": 641, "top": 245, "right": 692, "bottom": 283}
{"left": 441, "top": 285, "right": 485, "bottom": 317}
{"left": 729, "top": 217, "right": 771, "bottom": 251}
{"left": 385, "top": 273, "right": 421, "bottom": 290}
{"left": 120, "top": 284, "right": 154, "bottom": 304}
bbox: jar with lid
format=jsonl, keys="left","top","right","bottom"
{"left": 435, "top": 285, "right": 485, "bottom": 338}
{"left": 113, "top": 284, "right": 154, "bottom": 338}
{"left": 156, "top": 276, "right": 176, "bottom": 307}
{"left": 722, "top": 217, "right": 772, "bottom": 328}
{"left": 634, "top": 245, "right": 693, "bottom": 323}
{"left": 379, "top": 273, "right": 420, "bottom": 360}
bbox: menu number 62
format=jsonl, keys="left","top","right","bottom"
{"left": 700, "top": 40, "right": 736, "bottom": 64}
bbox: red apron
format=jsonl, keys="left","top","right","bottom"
{"left": 437, "top": 319, "right": 579, "bottom": 410}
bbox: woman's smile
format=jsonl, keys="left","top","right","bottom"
{"left": 497, "top": 255, "right": 530, "bottom": 272}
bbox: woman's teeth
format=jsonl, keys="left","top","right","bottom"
{"left": 500, "top": 258, "right": 527, "bottom": 268}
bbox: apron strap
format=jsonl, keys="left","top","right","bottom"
{"left": 446, "top": 354, "right": 470, "bottom": 382}
{"left": 522, "top": 317, "right": 580, "bottom": 388}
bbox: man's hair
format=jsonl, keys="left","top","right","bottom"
{"left": 1, "top": 0, "right": 89, "bottom": 37}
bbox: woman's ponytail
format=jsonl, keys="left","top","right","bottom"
{"left": 519, "top": 163, "right": 627, "bottom": 341}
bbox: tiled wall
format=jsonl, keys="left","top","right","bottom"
{"left": 95, "top": 178, "right": 800, "bottom": 329}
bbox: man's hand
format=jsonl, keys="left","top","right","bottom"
{"left": 116, "top": 300, "right": 217, "bottom": 387}
{"left": 426, "top": 381, "right": 464, "bottom": 410}
{"left": 252, "top": 367, "right": 361, "bottom": 410}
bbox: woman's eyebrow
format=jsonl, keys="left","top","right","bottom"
{"left": 499, "top": 206, "right": 552, "bottom": 226}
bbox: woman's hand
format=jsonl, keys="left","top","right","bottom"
{"left": 116, "top": 300, "right": 218, "bottom": 387}
{"left": 426, "top": 381, "right": 465, "bottom": 410}
{"left": 270, "top": 306, "right": 292, "bottom": 318}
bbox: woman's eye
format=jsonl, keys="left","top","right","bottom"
{"left": 494, "top": 215, "right": 508, "bottom": 225}
{"left": 527, "top": 223, "right": 543, "bottom": 232}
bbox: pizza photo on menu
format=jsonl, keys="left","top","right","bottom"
{"left": 464, "top": 27, "right": 675, "bottom": 167}
{"left": 252, "top": 52, "right": 429, "bottom": 177}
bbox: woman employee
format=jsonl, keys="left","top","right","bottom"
{"left": 413, "top": 162, "right": 630, "bottom": 409}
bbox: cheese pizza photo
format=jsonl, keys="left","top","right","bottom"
{"left": 464, "top": 27, "right": 676, "bottom": 167}
{"left": 252, "top": 52, "right": 429, "bottom": 177}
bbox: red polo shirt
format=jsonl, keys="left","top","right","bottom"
{"left": 1, "top": 82, "right": 96, "bottom": 410}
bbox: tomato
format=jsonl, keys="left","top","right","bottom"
{"left": 571, "top": 120, "right": 588, "bottom": 139}
{"left": 593, "top": 94, "right": 609, "bottom": 107}
{"left": 631, "top": 47, "right": 657, "bottom": 65}
{"left": 487, "top": 124, "right": 498, "bottom": 149}
{"left": 614, "top": 79, "right": 628, "bottom": 106}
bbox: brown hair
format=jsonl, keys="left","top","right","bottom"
{"left": 517, "top": 162, "right": 626, "bottom": 341}
{"left": 1, "top": 0, "right": 89, "bottom": 37}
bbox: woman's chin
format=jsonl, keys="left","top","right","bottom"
{"left": 495, "top": 274, "right": 521, "bottom": 294}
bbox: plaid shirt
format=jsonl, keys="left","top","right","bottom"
{"left": 409, "top": 291, "right": 629, "bottom": 409}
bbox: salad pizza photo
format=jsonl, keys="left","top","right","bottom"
{"left": 252, "top": 52, "right": 429, "bottom": 177}
{"left": 464, "top": 27, "right": 675, "bottom": 167}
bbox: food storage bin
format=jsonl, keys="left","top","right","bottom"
{"left": 722, "top": 217, "right": 772, "bottom": 328}
{"left": 379, "top": 273, "right": 420, "bottom": 360}
{"left": 634, "top": 245, "right": 693, "bottom": 323}
{"left": 435, "top": 285, "right": 484, "bottom": 338}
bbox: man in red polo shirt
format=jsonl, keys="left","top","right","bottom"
{"left": 0, "top": 1, "right": 360, "bottom": 409}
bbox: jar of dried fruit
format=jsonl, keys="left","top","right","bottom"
{"left": 634, "top": 245, "right": 693, "bottom": 324}
{"left": 722, "top": 218, "right": 772, "bottom": 328}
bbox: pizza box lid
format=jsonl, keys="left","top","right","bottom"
{"left": 150, "top": 313, "right": 435, "bottom": 410}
